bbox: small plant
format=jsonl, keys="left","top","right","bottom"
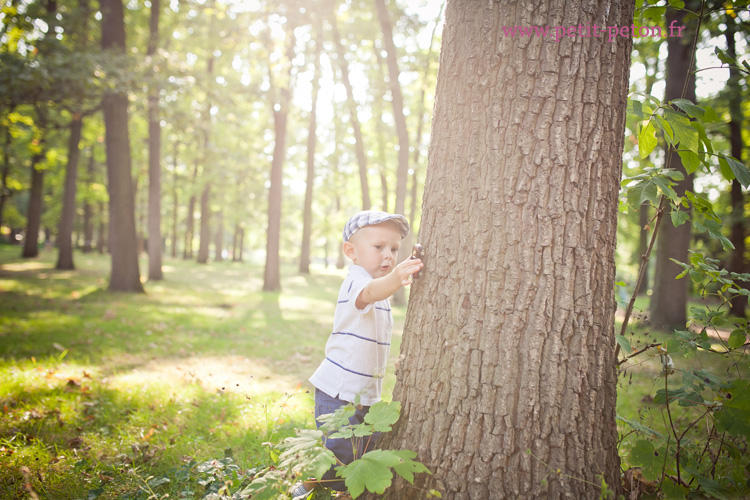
{"left": 241, "top": 400, "right": 435, "bottom": 499}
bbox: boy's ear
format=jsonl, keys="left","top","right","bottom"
{"left": 343, "top": 241, "right": 356, "bottom": 260}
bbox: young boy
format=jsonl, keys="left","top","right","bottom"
{"left": 291, "top": 210, "right": 423, "bottom": 499}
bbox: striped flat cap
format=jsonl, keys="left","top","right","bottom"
{"left": 343, "top": 210, "right": 410, "bottom": 242}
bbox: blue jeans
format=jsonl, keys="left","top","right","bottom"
{"left": 314, "top": 388, "right": 380, "bottom": 491}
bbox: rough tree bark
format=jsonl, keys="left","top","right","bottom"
{"left": 650, "top": 6, "right": 696, "bottom": 329}
{"left": 147, "top": 0, "right": 163, "bottom": 280}
{"left": 101, "top": 0, "right": 143, "bottom": 292}
{"left": 372, "top": 1, "right": 633, "bottom": 498}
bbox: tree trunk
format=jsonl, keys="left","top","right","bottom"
{"left": 214, "top": 207, "right": 223, "bottom": 262}
{"left": 374, "top": 0, "right": 408, "bottom": 216}
{"left": 171, "top": 142, "right": 179, "bottom": 258}
{"left": 650, "top": 6, "right": 696, "bottom": 329}
{"left": 232, "top": 223, "right": 239, "bottom": 261}
{"left": 197, "top": 182, "right": 211, "bottom": 264}
{"left": 725, "top": 15, "right": 746, "bottom": 318}
{"left": 373, "top": 1, "right": 633, "bottom": 498}
{"left": 184, "top": 162, "right": 199, "bottom": 259}
{"left": 329, "top": 11, "right": 370, "bottom": 210}
{"left": 300, "top": 35, "right": 321, "bottom": 274}
{"left": 101, "top": 0, "right": 143, "bottom": 292}
{"left": 263, "top": 19, "right": 296, "bottom": 292}
{"left": 147, "top": 0, "right": 163, "bottom": 280}
{"left": 96, "top": 200, "right": 106, "bottom": 254}
{"left": 375, "top": 0, "right": 411, "bottom": 306}
{"left": 0, "top": 121, "right": 13, "bottom": 239}
{"left": 22, "top": 151, "right": 45, "bottom": 258}
{"left": 56, "top": 114, "right": 84, "bottom": 269}
{"left": 238, "top": 226, "right": 244, "bottom": 262}
{"left": 82, "top": 153, "right": 95, "bottom": 253}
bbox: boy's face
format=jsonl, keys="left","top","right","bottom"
{"left": 343, "top": 222, "right": 402, "bottom": 278}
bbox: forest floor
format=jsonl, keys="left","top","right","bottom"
{"left": 0, "top": 245, "right": 746, "bottom": 499}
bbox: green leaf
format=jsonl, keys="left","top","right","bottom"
{"left": 671, "top": 98, "right": 704, "bottom": 118}
{"left": 615, "top": 334, "right": 632, "bottom": 354}
{"left": 718, "top": 155, "right": 735, "bottom": 181}
{"left": 631, "top": 99, "right": 644, "bottom": 119}
{"left": 340, "top": 450, "right": 403, "bottom": 498}
{"left": 391, "top": 450, "right": 431, "bottom": 485}
{"left": 703, "top": 105, "right": 719, "bottom": 123}
{"left": 670, "top": 210, "right": 689, "bottom": 227}
{"left": 661, "top": 478, "right": 690, "bottom": 500}
{"left": 628, "top": 439, "right": 662, "bottom": 481}
{"left": 715, "top": 46, "right": 735, "bottom": 65}
{"left": 616, "top": 415, "right": 664, "bottom": 438}
{"left": 668, "top": 0, "right": 685, "bottom": 7}
{"left": 664, "top": 109, "right": 699, "bottom": 152}
{"left": 691, "top": 121, "right": 713, "bottom": 154}
{"left": 684, "top": 466, "right": 730, "bottom": 500}
{"left": 643, "top": 6, "right": 666, "bottom": 23}
{"left": 714, "top": 406, "right": 750, "bottom": 439}
{"left": 654, "top": 114, "right": 674, "bottom": 144}
{"left": 677, "top": 150, "right": 700, "bottom": 174}
{"left": 638, "top": 121, "right": 658, "bottom": 159}
{"left": 722, "top": 379, "right": 750, "bottom": 410}
{"left": 728, "top": 329, "right": 747, "bottom": 349}
{"left": 721, "top": 154, "right": 750, "bottom": 188}
{"left": 364, "top": 401, "right": 401, "bottom": 433}
{"left": 661, "top": 479, "right": 689, "bottom": 499}
{"left": 627, "top": 179, "right": 659, "bottom": 207}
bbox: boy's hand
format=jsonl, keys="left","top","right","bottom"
{"left": 390, "top": 257, "right": 423, "bottom": 287}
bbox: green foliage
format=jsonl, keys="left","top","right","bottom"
{"left": 244, "top": 400, "right": 431, "bottom": 499}
{"left": 618, "top": 253, "right": 750, "bottom": 498}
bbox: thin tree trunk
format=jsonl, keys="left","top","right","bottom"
{"left": 375, "top": 0, "right": 410, "bottom": 306}
{"left": 197, "top": 182, "right": 211, "bottom": 263}
{"left": 96, "top": 200, "right": 106, "bottom": 253}
{"left": 263, "top": 18, "right": 296, "bottom": 292}
{"left": 371, "top": 0, "right": 632, "bottom": 498}
{"left": 0, "top": 120, "right": 13, "bottom": 239}
{"left": 22, "top": 150, "right": 45, "bottom": 258}
{"left": 214, "top": 207, "right": 223, "bottom": 262}
{"left": 329, "top": 11, "right": 370, "bottom": 210}
{"left": 300, "top": 34, "right": 322, "bottom": 274}
{"left": 374, "top": 0, "right": 408, "bottom": 216}
{"left": 725, "top": 14, "right": 746, "bottom": 317}
{"left": 232, "top": 223, "right": 239, "bottom": 261}
{"left": 82, "top": 153, "right": 95, "bottom": 253}
{"left": 238, "top": 226, "right": 244, "bottom": 262}
{"left": 184, "top": 162, "right": 199, "bottom": 259}
{"left": 101, "top": 0, "right": 143, "bottom": 292}
{"left": 171, "top": 141, "right": 179, "bottom": 258}
{"left": 147, "top": 0, "right": 163, "bottom": 280}
{"left": 650, "top": 5, "right": 697, "bottom": 329}
{"left": 56, "top": 114, "right": 84, "bottom": 269}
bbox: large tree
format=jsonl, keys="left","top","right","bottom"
{"left": 101, "top": 0, "right": 143, "bottom": 292}
{"left": 374, "top": 0, "right": 634, "bottom": 498}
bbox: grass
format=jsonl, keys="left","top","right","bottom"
{"left": 0, "top": 245, "right": 406, "bottom": 499}
{"left": 1, "top": 245, "right": 747, "bottom": 499}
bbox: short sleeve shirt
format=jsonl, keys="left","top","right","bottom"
{"left": 309, "top": 265, "right": 393, "bottom": 406}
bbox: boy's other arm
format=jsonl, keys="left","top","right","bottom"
{"left": 355, "top": 258, "right": 423, "bottom": 310}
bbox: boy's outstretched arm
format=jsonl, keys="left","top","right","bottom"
{"left": 356, "top": 258, "right": 423, "bottom": 310}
